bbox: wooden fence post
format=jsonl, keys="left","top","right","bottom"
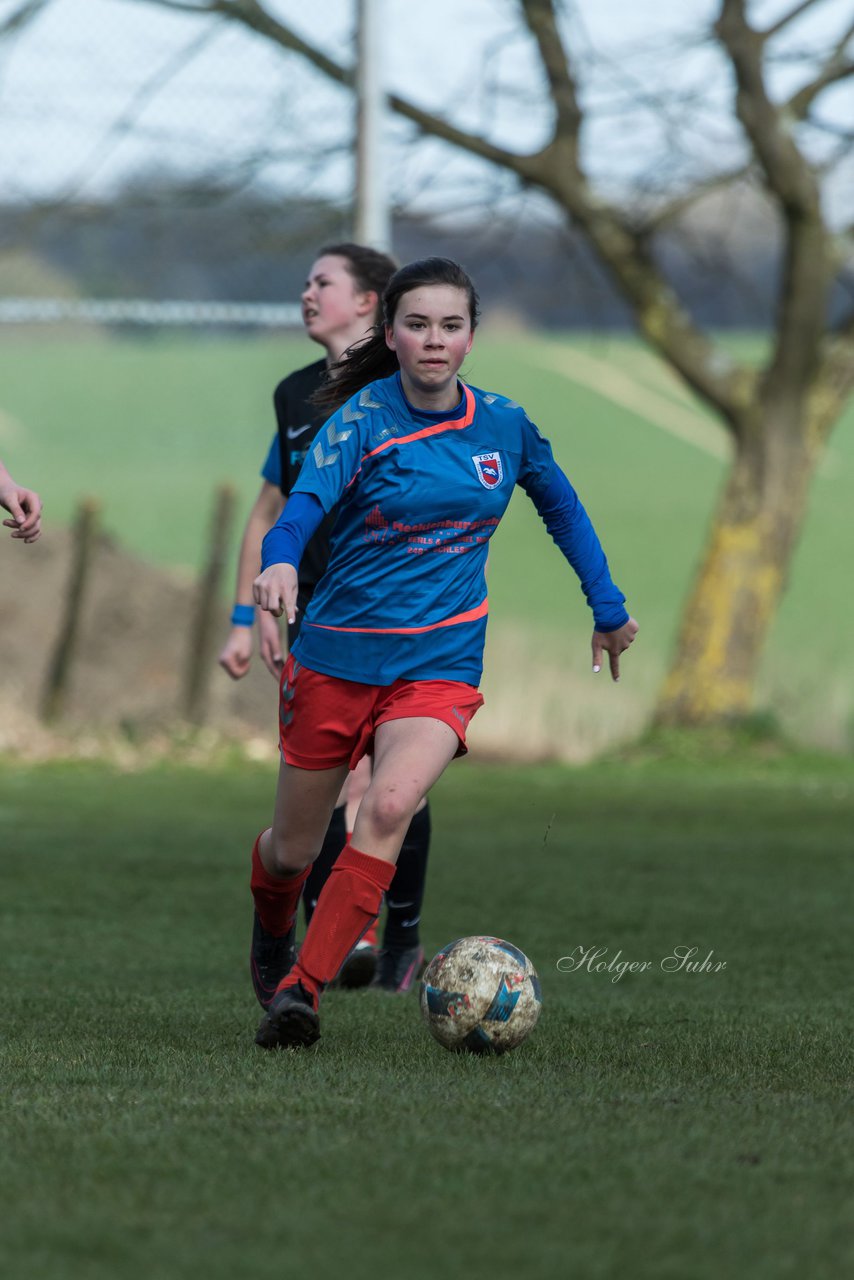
{"left": 41, "top": 497, "right": 101, "bottom": 723}
{"left": 183, "top": 483, "right": 236, "bottom": 724}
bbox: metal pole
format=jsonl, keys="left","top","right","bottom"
{"left": 355, "top": 0, "right": 391, "bottom": 251}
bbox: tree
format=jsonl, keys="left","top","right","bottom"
{"left": 36, "top": 0, "right": 854, "bottom": 725}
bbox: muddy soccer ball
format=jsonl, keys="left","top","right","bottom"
{"left": 420, "top": 936, "right": 541, "bottom": 1055}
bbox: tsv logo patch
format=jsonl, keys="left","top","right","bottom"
{"left": 472, "top": 451, "right": 503, "bottom": 489}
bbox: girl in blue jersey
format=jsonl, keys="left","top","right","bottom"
{"left": 218, "top": 243, "right": 434, "bottom": 1000}
{"left": 251, "top": 258, "right": 638, "bottom": 1050}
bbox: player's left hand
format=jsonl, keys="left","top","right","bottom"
{"left": 592, "top": 617, "right": 638, "bottom": 682}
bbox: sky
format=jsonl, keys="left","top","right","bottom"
{"left": 0, "top": 0, "right": 851, "bottom": 222}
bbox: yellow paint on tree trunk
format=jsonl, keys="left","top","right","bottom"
{"left": 655, "top": 394, "right": 826, "bottom": 728}
{"left": 659, "top": 516, "right": 785, "bottom": 722}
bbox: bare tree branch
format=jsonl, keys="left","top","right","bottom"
{"left": 774, "top": 12, "right": 854, "bottom": 121}
{"left": 126, "top": 0, "right": 354, "bottom": 82}
{"left": 519, "top": 0, "right": 581, "bottom": 151}
{"left": 787, "top": 56, "right": 854, "bottom": 120}
{"left": 0, "top": 0, "right": 50, "bottom": 39}
{"left": 384, "top": 97, "right": 533, "bottom": 175}
{"left": 58, "top": 24, "right": 222, "bottom": 200}
{"left": 803, "top": 112, "right": 854, "bottom": 142}
{"left": 124, "top": 0, "right": 755, "bottom": 431}
{"left": 511, "top": 2, "right": 756, "bottom": 432}
{"left": 126, "top": 0, "right": 530, "bottom": 173}
{"left": 762, "top": 0, "right": 825, "bottom": 42}
{"left": 716, "top": 0, "right": 833, "bottom": 420}
{"left": 716, "top": 0, "right": 820, "bottom": 215}
{"left": 126, "top": 0, "right": 839, "bottom": 431}
{"left": 638, "top": 164, "right": 754, "bottom": 235}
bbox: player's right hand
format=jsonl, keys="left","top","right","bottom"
{"left": 218, "top": 626, "right": 253, "bottom": 680}
{"left": 253, "top": 562, "right": 299, "bottom": 624}
{"left": 1, "top": 484, "right": 42, "bottom": 542}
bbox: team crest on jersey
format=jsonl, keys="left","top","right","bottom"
{"left": 472, "top": 452, "right": 504, "bottom": 489}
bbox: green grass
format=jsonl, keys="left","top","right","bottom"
{"left": 0, "top": 332, "right": 316, "bottom": 572}
{"left": 3, "top": 330, "right": 853, "bottom": 747}
{"left": 1, "top": 757, "right": 852, "bottom": 1279}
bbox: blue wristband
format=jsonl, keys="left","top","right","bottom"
{"left": 231, "top": 603, "right": 255, "bottom": 627}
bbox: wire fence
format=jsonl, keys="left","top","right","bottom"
{"left": 0, "top": 298, "right": 303, "bottom": 327}
{"left": 0, "top": 0, "right": 361, "bottom": 317}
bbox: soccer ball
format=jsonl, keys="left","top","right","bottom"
{"left": 419, "top": 935, "right": 542, "bottom": 1055}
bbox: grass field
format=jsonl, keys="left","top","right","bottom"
{"left": 2, "top": 330, "right": 853, "bottom": 751}
{"left": 1, "top": 755, "right": 852, "bottom": 1280}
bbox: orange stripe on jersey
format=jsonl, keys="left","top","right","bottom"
{"left": 345, "top": 384, "right": 476, "bottom": 491}
{"left": 305, "top": 596, "right": 488, "bottom": 636}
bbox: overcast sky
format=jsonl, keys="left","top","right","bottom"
{"left": 0, "top": 0, "right": 851, "bottom": 220}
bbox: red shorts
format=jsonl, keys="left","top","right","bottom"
{"left": 278, "top": 656, "right": 484, "bottom": 771}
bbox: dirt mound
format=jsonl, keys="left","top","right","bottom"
{"left": 1, "top": 527, "right": 650, "bottom": 765}
{"left": 0, "top": 526, "right": 281, "bottom": 759}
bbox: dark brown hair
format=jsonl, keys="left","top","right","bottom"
{"left": 313, "top": 257, "right": 480, "bottom": 412}
{"left": 316, "top": 243, "right": 398, "bottom": 322}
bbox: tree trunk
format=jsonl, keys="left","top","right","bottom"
{"left": 655, "top": 415, "right": 820, "bottom": 726}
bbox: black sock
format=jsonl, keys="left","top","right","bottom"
{"left": 303, "top": 803, "right": 347, "bottom": 928}
{"left": 383, "top": 802, "right": 431, "bottom": 951}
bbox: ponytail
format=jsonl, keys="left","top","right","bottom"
{"left": 313, "top": 326, "right": 398, "bottom": 413}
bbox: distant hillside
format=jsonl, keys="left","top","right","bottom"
{"left": 0, "top": 181, "right": 810, "bottom": 329}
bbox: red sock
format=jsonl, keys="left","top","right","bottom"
{"left": 345, "top": 831, "right": 381, "bottom": 947}
{"left": 250, "top": 833, "right": 309, "bottom": 937}
{"left": 280, "top": 844, "right": 395, "bottom": 1003}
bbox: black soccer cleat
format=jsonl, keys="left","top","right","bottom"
{"left": 250, "top": 910, "right": 297, "bottom": 1010}
{"left": 370, "top": 944, "right": 425, "bottom": 994}
{"left": 255, "top": 981, "right": 320, "bottom": 1051}
{"left": 333, "top": 938, "right": 379, "bottom": 989}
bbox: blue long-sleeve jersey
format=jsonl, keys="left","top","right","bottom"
{"left": 263, "top": 372, "right": 628, "bottom": 686}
